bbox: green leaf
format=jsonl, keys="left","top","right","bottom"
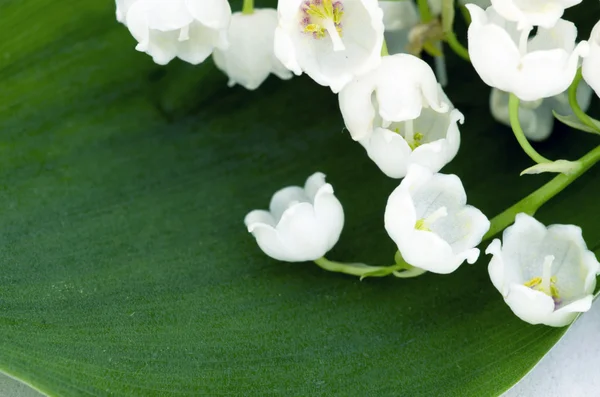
{"left": 1, "top": 2, "right": 599, "bottom": 396}
{"left": 553, "top": 111, "right": 600, "bottom": 135}
{"left": 520, "top": 160, "right": 582, "bottom": 176}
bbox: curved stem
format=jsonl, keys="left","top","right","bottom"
{"left": 484, "top": 145, "right": 600, "bottom": 240}
{"left": 417, "top": 0, "right": 432, "bottom": 22}
{"left": 242, "top": 0, "right": 254, "bottom": 15}
{"left": 445, "top": 31, "right": 470, "bottom": 61}
{"left": 569, "top": 68, "right": 598, "bottom": 132}
{"left": 314, "top": 257, "right": 404, "bottom": 278}
{"left": 393, "top": 267, "right": 428, "bottom": 278}
{"left": 509, "top": 93, "right": 551, "bottom": 164}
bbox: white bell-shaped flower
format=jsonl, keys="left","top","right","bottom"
{"left": 385, "top": 165, "right": 490, "bottom": 274}
{"left": 274, "top": 0, "right": 385, "bottom": 93}
{"left": 244, "top": 173, "right": 344, "bottom": 262}
{"left": 339, "top": 54, "right": 450, "bottom": 141}
{"left": 489, "top": 83, "right": 593, "bottom": 141}
{"left": 121, "top": 0, "right": 231, "bottom": 65}
{"left": 583, "top": 20, "right": 600, "bottom": 98}
{"left": 490, "top": 0, "right": 582, "bottom": 30}
{"left": 466, "top": 5, "right": 589, "bottom": 102}
{"left": 486, "top": 213, "right": 599, "bottom": 327}
{"left": 359, "top": 106, "right": 463, "bottom": 178}
{"left": 213, "top": 9, "right": 293, "bottom": 90}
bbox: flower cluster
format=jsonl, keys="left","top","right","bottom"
{"left": 115, "top": 0, "right": 600, "bottom": 328}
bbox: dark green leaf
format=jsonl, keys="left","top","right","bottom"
{"left": 0, "top": 1, "right": 599, "bottom": 396}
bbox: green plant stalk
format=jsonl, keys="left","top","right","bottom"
{"left": 509, "top": 93, "right": 551, "bottom": 164}
{"left": 242, "top": 0, "right": 254, "bottom": 15}
{"left": 569, "top": 68, "right": 598, "bottom": 132}
{"left": 445, "top": 31, "right": 470, "bottom": 61}
{"left": 314, "top": 257, "right": 404, "bottom": 278}
{"left": 417, "top": 0, "right": 433, "bottom": 22}
{"left": 484, "top": 144, "right": 600, "bottom": 240}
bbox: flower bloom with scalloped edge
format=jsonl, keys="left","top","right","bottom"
{"left": 384, "top": 164, "right": 490, "bottom": 274}
{"left": 489, "top": 82, "right": 593, "bottom": 141}
{"left": 466, "top": 4, "right": 589, "bottom": 102}
{"left": 583, "top": 20, "right": 600, "bottom": 98}
{"left": 359, "top": 99, "right": 463, "bottom": 179}
{"left": 490, "top": 0, "right": 581, "bottom": 30}
{"left": 339, "top": 54, "right": 450, "bottom": 141}
{"left": 213, "top": 9, "right": 293, "bottom": 90}
{"left": 486, "top": 213, "right": 599, "bottom": 327}
{"left": 244, "top": 173, "right": 344, "bottom": 262}
{"left": 119, "top": 0, "right": 231, "bottom": 65}
{"left": 274, "top": 0, "right": 384, "bottom": 93}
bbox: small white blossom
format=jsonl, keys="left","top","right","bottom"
{"left": 274, "top": 0, "right": 385, "bottom": 93}
{"left": 486, "top": 213, "right": 599, "bottom": 327}
{"left": 359, "top": 105, "right": 463, "bottom": 178}
{"left": 385, "top": 165, "right": 490, "bottom": 274}
{"left": 583, "top": 20, "right": 600, "bottom": 98}
{"left": 213, "top": 9, "right": 293, "bottom": 90}
{"left": 489, "top": 83, "right": 593, "bottom": 141}
{"left": 244, "top": 173, "right": 344, "bottom": 262}
{"left": 490, "top": 0, "right": 582, "bottom": 30}
{"left": 466, "top": 5, "right": 589, "bottom": 101}
{"left": 339, "top": 54, "right": 450, "bottom": 141}
{"left": 120, "top": 0, "right": 231, "bottom": 65}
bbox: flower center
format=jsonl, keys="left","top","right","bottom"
{"left": 392, "top": 119, "right": 424, "bottom": 150}
{"left": 524, "top": 255, "right": 560, "bottom": 304}
{"left": 300, "top": 0, "right": 345, "bottom": 51}
{"left": 415, "top": 207, "right": 448, "bottom": 232}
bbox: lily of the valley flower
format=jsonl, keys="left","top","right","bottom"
{"left": 583, "top": 20, "right": 600, "bottom": 98}
{"left": 380, "top": 1, "right": 419, "bottom": 54}
{"left": 486, "top": 213, "right": 599, "bottom": 327}
{"left": 274, "top": 0, "right": 385, "bottom": 93}
{"left": 120, "top": 0, "right": 231, "bottom": 65}
{"left": 384, "top": 165, "right": 490, "bottom": 274}
{"left": 490, "top": 0, "right": 582, "bottom": 29}
{"left": 339, "top": 54, "right": 457, "bottom": 177}
{"left": 244, "top": 173, "right": 344, "bottom": 262}
{"left": 489, "top": 83, "right": 593, "bottom": 141}
{"left": 466, "top": 5, "right": 589, "bottom": 102}
{"left": 339, "top": 54, "right": 450, "bottom": 141}
{"left": 359, "top": 105, "right": 463, "bottom": 178}
{"left": 213, "top": 9, "right": 293, "bottom": 90}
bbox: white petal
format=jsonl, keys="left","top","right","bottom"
{"left": 504, "top": 284, "right": 560, "bottom": 326}
{"left": 490, "top": 0, "right": 581, "bottom": 29}
{"left": 359, "top": 128, "right": 413, "bottom": 178}
{"left": 467, "top": 5, "right": 587, "bottom": 101}
{"left": 144, "top": 0, "right": 194, "bottom": 31}
{"left": 185, "top": 0, "right": 232, "bottom": 30}
{"left": 116, "top": 0, "right": 138, "bottom": 23}
{"left": 399, "top": 229, "right": 469, "bottom": 273}
{"left": 500, "top": 213, "right": 547, "bottom": 283}
{"left": 486, "top": 238, "right": 509, "bottom": 295}
{"left": 178, "top": 22, "right": 220, "bottom": 64}
{"left": 276, "top": 0, "right": 384, "bottom": 93}
{"left": 379, "top": 1, "right": 419, "bottom": 32}
{"left": 213, "top": 10, "right": 291, "bottom": 90}
{"left": 339, "top": 54, "right": 448, "bottom": 141}
{"left": 269, "top": 186, "right": 309, "bottom": 223}
{"left": 583, "top": 21, "right": 600, "bottom": 98}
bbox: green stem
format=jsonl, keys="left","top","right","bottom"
{"left": 314, "top": 257, "right": 403, "bottom": 278}
{"left": 417, "top": 0, "right": 432, "bottom": 22}
{"left": 381, "top": 39, "right": 389, "bottom": 57}
{"left": 242, "top": 0, "right": 254, "bottom": 15}
{"left": 509, "top": 93, "right": 551, "bottom": 164}
{"left": 569, "top": 68, "right": 598, "bottom": 132}
{"left": 445, "top": 31, "right": 470, "bottom": 61}
{"left": 484, "top": 145, "right": 600, "bottom": 240}
{"left": 393, "top": 267, "right": 428, "bottom": 278}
